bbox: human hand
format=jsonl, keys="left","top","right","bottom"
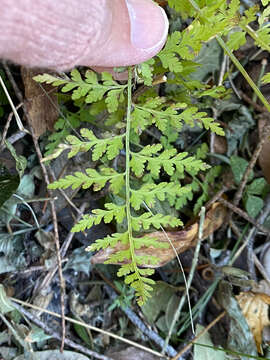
{"left": 1, "top": 0, "right": 168, "bottom": 71}
{"left": 81, "top": 0, "right": 169, "bottom": 69}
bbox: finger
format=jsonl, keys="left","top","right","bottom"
{"left": 80, "top": 0, "right": 168, "bottom": 67}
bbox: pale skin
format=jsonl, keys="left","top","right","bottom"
{"left": 87, "top": 0, "right": 169, "bottom": 68}
{"left": 0, "top": 0, "right": 168, "bottom": 71}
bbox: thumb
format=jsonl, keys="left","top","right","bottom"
{"left": 80, "top": 0, "right": 168, "bottom": 68}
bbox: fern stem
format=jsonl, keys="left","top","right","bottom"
{"left": 125, "top": 67, "right": 139, "bottom": 279}
{"left": 187, "top": 0, "right": 270, "bottom": 113}
{"left": 215, "top": 36, "right": 270, "bottom": 113}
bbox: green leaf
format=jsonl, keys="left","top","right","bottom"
{"left": 262, "top": 72, "right": 270, "bottom": 84}
{"left": 226, "top": 30, "right": 246, "bottom": 51}
{"left": 66, "top": 129, "right": 124, "bottom": 161}
{"left": 48, "top": 167, "right": 124, "bottom": 193}
{"left": 0, "top": 285, "right": 14, "bottom": 314}
{"left": 4, "top": 141, "right": 26, "bottom": 178}
{"left": 246, "top": 177, "right": 268, "bottom": 195}
{"left": 72, "top": 204, "right": 126, "bottom": 232}
{"left": 230, "top": 156, "right": 254, "bottom": 185}
{"left": 137, "top": 59, "right": 155, "bottom": 86}
{"left": 35, "top": 69, "right": 126, "bottom": 112}
{"left": 131, "top": 213, "right": 182, "bottom": 231}
{"left": 245, "top": 195, "right": 264, "bottom": 218}
{"left": 194, "top": 324, "right": 225, "bottom": 360}
{"left": 87, "top": 232, "right": 128, "bottom": 252}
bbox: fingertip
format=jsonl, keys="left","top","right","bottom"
{"left": 81, "top": 0, "right": 168, "bottom": 67}
{"left": 126, "top": 0, "right": 169, "bottom": 51}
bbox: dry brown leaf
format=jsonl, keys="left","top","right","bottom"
{"left": 21, "top": 67, "right": 59, "bottom": 138}
{"left": 91, "top": 202, "right": 226, "bottom": 268}
{"left": 258, "top": 117, "right": 270, "bottom": 184}
{"left": 236, "top": 291, "right": 270, "bottom": 354}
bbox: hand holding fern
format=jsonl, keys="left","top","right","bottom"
{"left": 0, "top": 0, "right": 168, "bottom": 71}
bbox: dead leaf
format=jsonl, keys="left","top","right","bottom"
{"left": 236, "top": 291, "right": 270, "bottom": 354}
{"left": 91, "top": 202, "right": 226, "bottom": 268}
{"left": 258, "top": 116, "right": 270, "bottom": 184}
{"left": 21, "top": 67, "right": 59, "bottom": 138}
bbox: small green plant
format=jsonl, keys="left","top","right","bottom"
{"left": 230, "top": 155, "right": 270, "bottom": 217}
{"left": 35, "top": 0, "right": 270, "bottom": 305}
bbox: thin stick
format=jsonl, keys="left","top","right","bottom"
{"left": 0, "top": 104, "right": 23, "bottom": 151}
{"left": 0, "top": 74, "right": 28, "bottom": 133}
{"left": 233, "top": 123, "right": 270, "bottom": 208}
{"left": 219, "top": 198, "right": 268, "bottom": 234}
{"left": 12, "top": 194, "right": 40, "bottom": 229}
{"left": 10, "top": 301, "right": 113, "bottom": 360}
{"left": 60, "top": 202, "right": 87, "bottom": 258}
{"left": 0, "top": 131, "right": 26, "bottom": 152}
{"left": 163, "top": 207, "right": 206, "bottom": 355}
{"left": 29, "top": 123, "right": 66, "bottom": 351}
{"left": 253, "top": 252, "right": 270, "bottom": 287}
{"left": 2, "top": 61, "right": 23, "bottom": 103}
{"left": 10, "top": 297, "right": 167, "bottom": 359}
{"left": 171, "top": 311, "right": 226, "bottom": 360}
{"left": 205, "top": 186, "right": 228, "bottom": 210}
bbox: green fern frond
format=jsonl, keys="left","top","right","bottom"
{"left": 130, "top": 182, "right": 187, "bottom": 210}
{"left": 66, "top": 128, "right": 124, "bottom": 160}
{"left": 132, "top": 101, "right": 223, "bottom": 135}
{"left": 72, "top": 203, "right": 126, "bottom": 232}
{"left": 131, "top": 148, "right": 208, "bottom": 178}
{"left": 34, "top": 69, "right": 127, "bottom": 113}
{"left": 131, "top": 213, "right": 182, "bottom": 231}
{"left": 48, "top": 167, "right": 124, "bottom": 193}
{"left": 87, "top": 232, "right": 129, "bottom": 252}
{"left": 133, "top": 236, "right": 169, "bottom": 249}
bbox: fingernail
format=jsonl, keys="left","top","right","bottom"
{"left": 125, "top": 0, "right": 168, "bottom": 50}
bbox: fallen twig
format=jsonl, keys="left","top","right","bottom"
{"left": 171, "top": 311, "right": 226, "bottom": 360}
{"left": 219, "top": 198, "right": 269, "bottom": 234}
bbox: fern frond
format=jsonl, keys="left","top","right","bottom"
{"left": 131, "top": 213, "right": 182, "bottom": 231}
{"left": 35, "top": 69, "right": 127, "bottom": 113}
{"left": 133, "top": 235, "right": 169, "bottom": 249}
{"left": 48, "top": 167, "right": 124, "bottom": 193}
{"left": 66, "top": 128, "right": 124, "bottom": 160}
{"left": 72, "top": 203, "right": 126, "bottom": 232}
{"left": 132, "top": 101, "right": 224, "bottom": 135}
{"left": 87, "top": 232, "right": 129, "bottom": 252}
{"left": 130, "top": 182, "right": 185, "bottom": 210}
{"left": 131, "top": 148, "right": 208, "bottom": 178}
{"left": 136, "top": 59, "right": 155, "bottom": 86}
